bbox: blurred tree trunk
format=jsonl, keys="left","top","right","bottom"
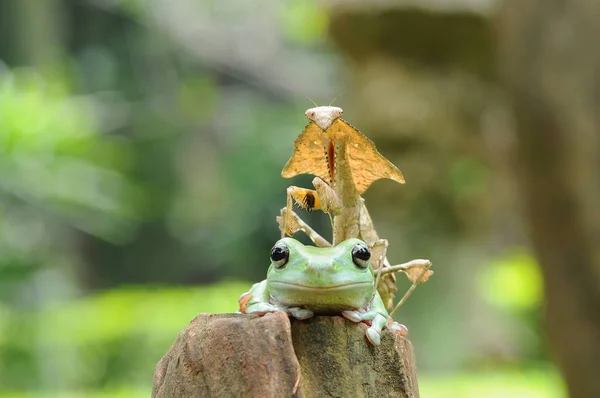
{"left": 497, "top": 2, "right": 600, "bottom": 397}
{"left": 10, "top": 0, "right": 65, "bottom": 67}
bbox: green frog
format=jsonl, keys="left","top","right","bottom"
{"left": 238, "top": 237, "right": 407, "bottom": 346}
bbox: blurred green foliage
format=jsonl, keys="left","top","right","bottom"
{"left": 281, "top": 0, "right": 328, "bottom": 45}
{"left": 420, "top": 369, "right": 565, "bottom": 398}
{"left": 0, "top": 69, "right": 141, "bottom": 311}
{"left": 480, "top": 252, "right": 543, "bottom": 311}
{"left": 0, "top": 281, "right": 246, "bottom": 391}
{"left": 0, "top": 70, "right": 140, "bottom": 242}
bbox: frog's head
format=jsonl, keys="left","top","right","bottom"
{"left": 266, "top": 237, "right": 375, "bottom": 312}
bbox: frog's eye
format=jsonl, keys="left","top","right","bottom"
{"left": 352, "top": 243, "right": 371, "bottom": 269}
{"left": 270, "top": 242, "right": 290, "bottom": 268}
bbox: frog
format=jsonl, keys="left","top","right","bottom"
{"left": 238, "top": 237, "right": 407, "bottom": 346}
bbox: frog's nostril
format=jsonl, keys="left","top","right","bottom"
{"left": 305, "top": 262, "right": 335, "bottom": 274}
{"left": 305, "top": 264, "right": 317, "bottom": 274}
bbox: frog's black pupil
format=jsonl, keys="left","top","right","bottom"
{"left": 271, "top": 245, "right": 289, "bottom": 262}
{"left": 352, "top": 245, "right": 370, "bottom": 261}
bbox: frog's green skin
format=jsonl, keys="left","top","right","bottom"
{"left": 238, "top": 237, "right": 405, "bottom": 346}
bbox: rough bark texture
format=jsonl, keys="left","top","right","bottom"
{"left": 153, "top": 313, "right": 418, "bottom": 398}
{"left": 152, "top": 312, "right": 303, "bottom": 398}
{"left": 291, "top": 316, "right": 418, "bottom": 397}
{"left": 497, "top": 1, "right": 600, "bottom": 397}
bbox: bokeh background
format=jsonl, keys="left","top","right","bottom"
{"left": 1, "top": 0, "right": 599, "bottom": 397}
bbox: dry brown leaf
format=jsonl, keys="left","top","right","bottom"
{"left": 282, "top": 122, "right": 331, "bottom": 183}
{"left": 404, "top": 267, "right": 434, "bottom": 284}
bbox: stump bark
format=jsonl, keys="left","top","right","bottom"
{"left": 152, "top": 312, "right": 418, "bottom": 398}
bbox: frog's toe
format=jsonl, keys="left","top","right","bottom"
{"left": 238, "top": 292, "right": 253, "bottom": 313}
{"left": 288, "top": 307, "right": 314, "bottom": 320}
{"left": 388, "top": 322, "right": 409, "bottom": 336}
{"left": 366, "top": 328, "right": 381, "bottom": 346}
{"left": 342, "top": 310, "right": 362, "bottom": 323}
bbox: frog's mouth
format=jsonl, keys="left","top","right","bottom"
{"left": 270, "top": 281, "right": 371, "bottom": 291}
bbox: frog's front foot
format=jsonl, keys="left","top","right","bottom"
{"left": 342, "top": 310, "right": 363, "bottom": 323}
{"left": 287, "top": 307, "right": 314, "bottom": 320}
{"left": 244, "top": 302, "right": 284, "bottom": 315}
{"left": 342, "top": 310, "right": 388, "bottom": 346}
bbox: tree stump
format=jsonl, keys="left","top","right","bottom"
{"left": 152, "top": 312, "right": 419, "bottom": 397}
